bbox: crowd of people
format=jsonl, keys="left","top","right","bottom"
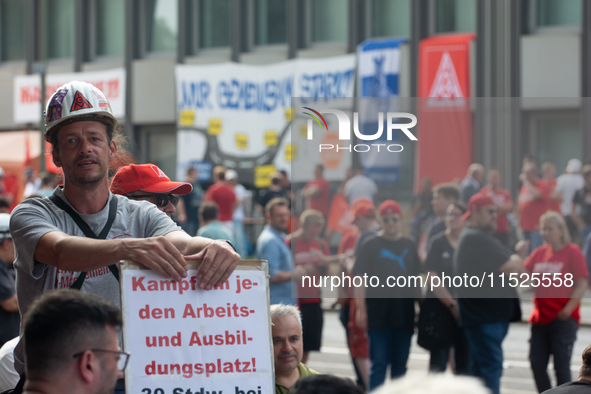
{"left": 1, "top": 79, "right": 591, "bottom": 394}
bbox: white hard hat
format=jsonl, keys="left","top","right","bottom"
{"left": 0, "top": 213, "right": 10, "bottom": 241}
{"left": 44, "top": 81, "right": 118, "bottom": 142}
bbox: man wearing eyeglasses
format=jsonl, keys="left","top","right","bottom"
{"left": 110, "top": 163, "right": 192, "bottom": 218}
{"left": 23, "top": 289, "right": 127, "bottom": 394}
{"left": 454, "top": 193, "right": 527, "bottom": 394}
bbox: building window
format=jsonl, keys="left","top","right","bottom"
{"left": 255, "top": 0, "right": 286, "bottom": 45}
{"left": 373, "top": 0, "right": 411, "bottom": 38}
{"left": 96, "top": 0, "right": 125, "bottom": 57}
{"left": 538, "top": 0, "right": 581, "bottom": 27}
{"left": 200, "top": 0, "right": 230, "bottom": 48}
{"left": 146, "top": 0, "right": 178, "bottom": 53}
{"left": 533, "top": 112, "right": 581, "bottom": 171}
{"left": 435, "top": 0, "right": 476, "bottom": 34}
{"left": 44, "top": 0, "right": 75, "bottom": 59}
{"left": 312, "top": 0, "right": 348, "bottom": 42}
{"left": 1, "top": 0, "right": 25, "bottom": 61}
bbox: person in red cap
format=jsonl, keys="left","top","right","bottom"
{"left": 110, "top": 164, "right": 192, "bottom": 217}
{"left": 454, "top": 192, "right": 528, "bottom": 394}
{"left": 340, "top": 198, "right": 379, "bottom": 390}
{"left": 352, "top": 199, "right": 421, "bottom": 390}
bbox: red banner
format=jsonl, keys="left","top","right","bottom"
{"left": 417, "top": 33, "right": 475, "bottom": 190}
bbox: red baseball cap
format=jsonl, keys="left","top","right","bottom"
{"left": 379, "top": 200, "right": 402, "bottom": 216}
{"left": 461, "top": 193, "right": 495, "bottom": 221}
{"left": 352, "top": 198, "right": 376, "bottom": 219}
{"left": 110, "top": 164, "right": 193, "bottom": 195}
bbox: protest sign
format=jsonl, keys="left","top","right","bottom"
{"left": 121, "top": 261, "right": 273, "bottom": 394}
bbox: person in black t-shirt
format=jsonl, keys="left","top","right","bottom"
{"left": 423, "top": 202, "right": 470, "bottom": 374}
{"left": 352, "top": 200, "right": 421, "bottom": 391}
{"left": 542, "top": 343, "right": 591, "bottom": 394}
{"left": 0, "top": 213, "right": 18, "bottom": 348}
{"left": 454, "top": 193, "right": 528, "bottom": 394}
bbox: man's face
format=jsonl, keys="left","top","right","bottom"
{"left": 268, "top": 205, "right": 290, "bottom": 233}
{"left": 303, "top": 219, "right": 324, "bottom": 238}
{"left": 96, "top": 325, "right": 122, "bottom": 394}
{"left": 488, "top": 170, "right": 500, "bottom": 188}
{"left": 1, "top": 238, "right": 14, "bottom": 262}
{"left": 381, "top": 213, "right": 401, "bottom": 238}
{"left": 272, "top": 315, "right": 303, "bottom": 376}
{"left": 314, "top": 166, "right": 323, "bottom": 179}
{"left": 474, "top": 168, "right": 484, "bottom": 184}
{"left": 52, "top": 121, "right": 115, "bottom": 188}
{"left": 432, "top": 192, "right": 452, "bottom": 216}
{"left": 128, "top": 192, "right": 177, "bottom": 217}
{"left": 471, "top": 204, "right": 498, "bottom": 233}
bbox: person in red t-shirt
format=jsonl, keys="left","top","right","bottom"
{"left": 518, "top": 163, "right": 551, "bottom": 253}
{"left": 302, "top": 165, "right": 331, "bottom": 219}
{"left": 524, "top": 211, "right": 589, "bottom": 393}
{"left": 481, "top": 169, "right": 514, "bottom": 247}
{"left": 204, "top": 166, "right": 236, "bottom": 232}
{"left": 542, "top": 161, "right": 561, "bottom": 214}
{"left": 286, "top": 209, "right": 329, "bottom": 364}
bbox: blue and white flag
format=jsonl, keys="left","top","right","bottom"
{"left": 357, "top": 38, "right": 407, "bottom": 183}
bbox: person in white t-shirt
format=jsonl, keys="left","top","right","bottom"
{"left": 556, "top": 158, "right": 585, "bottom": 242}
{"left": 343, "top": 166, "right": 378, "bottom": 205}
{"left": 226, "top": 169, "right": 249, "bottom": 258}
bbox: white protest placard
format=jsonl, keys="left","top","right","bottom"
{"left": 121, "top": 261, "right": 273, "bottom": 394}
{"left": 175, "top": 55, "right": 355, "bottom": 182}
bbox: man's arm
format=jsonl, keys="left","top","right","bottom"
{"left": 0, "top": 294, "right": 18, "bottom": 313}
{"left": 35, "top": 231, "right": 189, "bottom": 281}
{"left": 557, "top": 277, "right": 588, "bottom": 320}
{"left": 499, "top": 254, "right": 526, "bottom": 275}
{"left": 261, "top": 240, "right": 292, "bottom": 284}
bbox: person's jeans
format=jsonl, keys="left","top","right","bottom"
{"left": 429, "top": 326, "right": 472, "bottom": 375}
{"left": 529, "top": 318, "right": 578, "bottom": 393}
{"left": 233, "top": 219, "right": 249, "bottom": 258}
{"left": 368, "top": 328, "right": 413, "bottom": 391}
{"left": 524, "top": 231, "right": 543, "bottom": 253}
{"left": 580, "top": 224, "right": 591, "bottom": 245}
{"left": 464, "top": 322, "right": 509, "bottom": 394}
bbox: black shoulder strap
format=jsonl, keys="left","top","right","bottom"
{"left": 49, "top": 195, "right": 119, "bottom": 289}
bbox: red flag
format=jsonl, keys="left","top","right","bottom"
{"left": 417, "top": 33, "right": 475, "bottom": 191}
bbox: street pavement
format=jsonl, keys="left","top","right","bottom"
{"left": 307, "top": 309, "right": 591, "bottom": 394}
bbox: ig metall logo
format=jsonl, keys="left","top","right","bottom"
{"left": 302, "top": 107, "right": 417, "bottom": 153}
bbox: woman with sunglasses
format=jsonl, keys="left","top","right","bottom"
{"left": 110, "top": 164, "right": 192, "bottom": 217}
{"left": 422, "top": 202, "right": 471, "bottom": 374}
{"left": 524, "top": 211, "right": 589, "bottom": 393}
{"left": 352, "top": 200, "right": 422, "bottom": 390}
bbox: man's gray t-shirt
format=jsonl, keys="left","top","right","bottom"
{"left": 9, "top": 187, "right": 180, "bottom": 372}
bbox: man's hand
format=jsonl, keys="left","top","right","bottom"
{"left": 122, "top": 237, "right": 189, "bottom": 281}
{"left": 187, "top": 240, "right": 240, "bottom": 290}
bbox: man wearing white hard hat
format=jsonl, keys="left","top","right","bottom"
{"left": 9, "top": 81, "right": 240, "bottom": 378}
